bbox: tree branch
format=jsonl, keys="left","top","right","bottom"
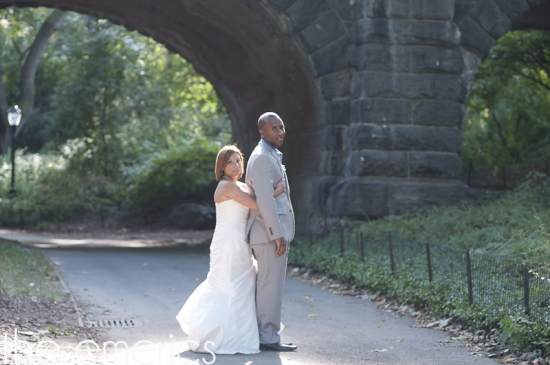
{"left": 17, "top": 9, "right": 67, "bottom": 135}
{"left": 0, "top": 64, "right": 9, "bottom": 154}
{"left": 12, "top": 39, "right": 22, "bottom": 56}
{"left": 517, "top": 73, "right": 550, "bottom": 93}
{"left": 490, "top": 106, "right": 511, "bottom": 157}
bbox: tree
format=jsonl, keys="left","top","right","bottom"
{"left": 0, "top": 8, "right": 66, "bottom": 154}
{"left": 0, "top": 8, "right": 231, "bottom": 220}
{"left": 463, "top": 30, "right": 550, "bottom": 168}
{"left": 487, "top": 30, "right": 550, "bottom": 93}
{"left": 47, "top": 19, "right": 128, "bottom": 179}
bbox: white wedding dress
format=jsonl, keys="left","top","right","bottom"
{"left": 176, "top": 199, "right": 260, "bottom": 354}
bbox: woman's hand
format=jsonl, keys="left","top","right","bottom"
{"left": 274, "top": 178, "right": 285, "bottom": 198}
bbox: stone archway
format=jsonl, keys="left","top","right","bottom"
{"left": 2, "top": 0, "right": 549, "bottom": 232}
{"left": 0, "top": 0, "right": 350, "bottom": 225}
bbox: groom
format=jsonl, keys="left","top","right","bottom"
{"left": 245, "top": 112, "right": 296, "bottom": 352}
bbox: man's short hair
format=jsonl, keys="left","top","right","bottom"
{"left": 258, "top": 112, "right": 281, "bottom": 130}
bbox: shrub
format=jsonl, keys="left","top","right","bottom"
{"left": 123, "top": 135, "right": 219, "bottom": 212}
{"left": 0, "top": 152, "right": 122, "bottom": 227}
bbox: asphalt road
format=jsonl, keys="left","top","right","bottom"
{"left": 35, "top": 242, "right": 501, "bottom": 365}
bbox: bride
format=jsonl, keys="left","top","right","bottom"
{"left": 176, "top": 145, "right": 285, "bottom": 354}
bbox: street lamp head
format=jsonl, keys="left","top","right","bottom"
{"left": 7, "top": 105, "right": 22, "bottom": 127}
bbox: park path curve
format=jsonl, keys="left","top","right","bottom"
{"left": 0, "top": 229, "right": 500, "bottom": 365}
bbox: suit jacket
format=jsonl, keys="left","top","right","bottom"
{"left": 245, "top": 140, "right": 295, "bottom": 244}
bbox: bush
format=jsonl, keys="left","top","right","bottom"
{"left": 0, "top": 134, "right": 222, "bottom": 227}
{"left": 499, "top": 315, "right": 550, "bottom": 353}
{"left": 123, "top": 135, "right": 219, "bottom": 212}
{"left": 0, "top": 152, "right": 122, "bottom": 227}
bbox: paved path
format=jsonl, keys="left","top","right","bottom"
{"left": 0, "top": 229, "right": 212, "bottom": 248}
{"left": 1, "top": 231, "right": 500, "bottom": 365}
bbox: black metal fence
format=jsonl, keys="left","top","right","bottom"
{"left": 302, "top": 230, "right": 550, "bottom": 323}
{"left": 463, "top": 159, "right": 550, "bottom": 189}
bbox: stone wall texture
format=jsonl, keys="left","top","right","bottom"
{"left": 1, "top": 0, "right": 550, "bottom": 230}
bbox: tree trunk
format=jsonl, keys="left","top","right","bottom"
{"left": 0, "top": 65, "right": 8, "bottom": 154}
{"left": 16, "top": 9, "right": 67, "bottom": 135}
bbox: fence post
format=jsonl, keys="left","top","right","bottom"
{"left": 465, "top": 249, "right": 473, "bottom": 305}
{"left": 360, "top": 232, "right": 365, "bottom": 263}
{"left": 426, "top": 242, "right": 433, "bottom": 282}
{"left": 340, "top": 228, "right": 344, "bottom": 254}
{"left": 388, "top": 234, "right": 395, "bottom": 274}
{"left": 523, "top": 264, "right": 530, "bottom": 316}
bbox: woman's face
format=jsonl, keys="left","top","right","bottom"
{"left": 223, "top": 152, "right": 242, "bottom": 179}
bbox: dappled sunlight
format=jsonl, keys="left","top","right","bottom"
{"left": 0, "top": 229, "right": 212, "bottom": 249}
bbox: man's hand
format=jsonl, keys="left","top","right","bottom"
{"left": 274, "top": 237, "right": 287, "bottom": 257}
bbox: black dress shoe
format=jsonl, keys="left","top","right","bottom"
{"left": 260, "top": 342, "right": 297, "bottom": 352}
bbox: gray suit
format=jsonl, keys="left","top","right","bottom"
{"left": 245, "top": 140, "right": 295, "bottom": 344}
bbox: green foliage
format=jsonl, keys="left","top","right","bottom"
{"left": 0, "top": 135, "right": 221, "bottom": 224}
{"left": 355, "top": 172, "right": 550, "bottom": 266}
{"left": 499, "top": 315, "right": 550, "bottom": 353}
{"left": 124, "top": 135, "right": 219, "bottom": 211}
{"left": 290, "top": 242, "right": 496, "bottom": 326}
{"left": 0, "top": 8, "right": 231, "bottom": 221}
{"left": 463, "top": 30, "right": 550, "bottom": 169}
{"left": 0, "top": 7, "right": 55, "bottom": 105}
{"left": 0, "top": 152, "right": 123, "bottom": 226}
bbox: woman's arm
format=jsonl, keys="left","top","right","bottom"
{"left": 273, "top": 178, "right": 285, "bottom": 198}
{"left": 216, "top": 181, "right": 259, "bottom": 210}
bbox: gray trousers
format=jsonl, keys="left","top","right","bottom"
{"left": 251, "top": 242, "right": 288, "bottom": 344}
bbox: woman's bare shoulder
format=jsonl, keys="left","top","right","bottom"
{"left": 237, "top": 181, "right": 252, "bottom": 194}
{"left": 214, "top": 180, "right": 234, "bottom": 203}
{"left": 217, "top": 180, "right": 244, "bottom": 195}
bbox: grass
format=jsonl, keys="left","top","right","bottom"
{"left": 354, "top": 172, "right": 550, "bottom": 266}
{"left": 0, "top": 239, "right": 67, "bottom": 301}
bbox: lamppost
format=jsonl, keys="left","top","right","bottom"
{"left": 7, "top": 105, "right": 22, "bottom": 198}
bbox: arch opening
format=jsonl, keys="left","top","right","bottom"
{"left": 458, "top": 1, "right": 550, "bottom": 189}
{"left": 0, "top": 0, "right": 325, "bottom": 223}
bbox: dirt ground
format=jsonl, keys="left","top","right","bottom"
{"left": 0, "top": 293, "right": 102, "bottom": 365}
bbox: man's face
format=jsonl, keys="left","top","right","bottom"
{"left": 260, "top": 117, "right": 286, "bottom": 149}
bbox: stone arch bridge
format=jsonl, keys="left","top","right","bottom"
{"left": 2, "top": 0, "right": 550, "bottom": 230}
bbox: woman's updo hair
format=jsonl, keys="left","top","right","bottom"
{"left": 214, "top": 145, "right": 245, "bottom": 181}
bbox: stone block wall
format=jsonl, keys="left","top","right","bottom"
{"left": 265, "top": 0, "right": 548, "bottom": 224}
{"left": 318, "top": 0, "right": 474, "bottom": 219}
